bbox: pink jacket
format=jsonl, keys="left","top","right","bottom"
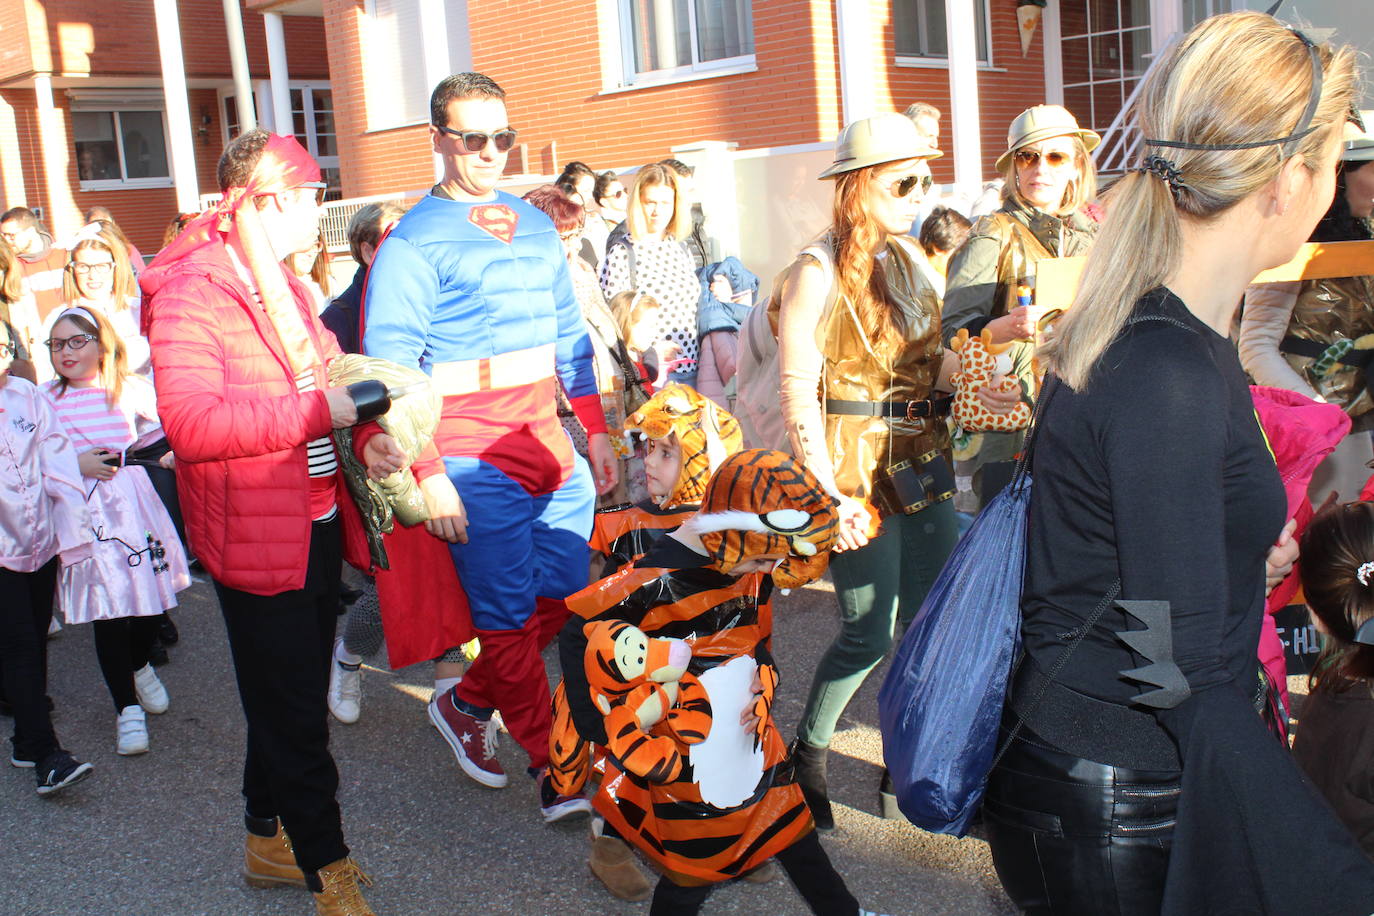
{"left": 1251, "top": 385, "right": 1351, "bottom": 714}
{"left": 0, "top": 377, "right": 92, "bottom": 572}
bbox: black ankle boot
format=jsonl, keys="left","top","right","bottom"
{"left": 789, "top": 738, "right": 834, "bottom": 830}
{"left": 878, "top": 768, "right": 900, "bottom": 820}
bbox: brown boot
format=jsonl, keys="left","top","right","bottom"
{"left": 589, "top": 834, "right": 652, "bottom": 902}
{"left": 312, "top": 857, "right": 375, "bottom": 916}
{"left": 243, "top": 814, "right": 306, "bottom": 889}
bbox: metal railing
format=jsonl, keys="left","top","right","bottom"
{"left": 1092, "top": 76, "right": 1147, "bottom": 177}
{"left": 196, "top": 189, "right": 424, "bottom": 253}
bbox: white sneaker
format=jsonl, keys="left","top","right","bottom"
{"left": 328, "top": 640, "right": 362, "bottom": 725}
{"left": 133, "top": 664, "right": 169, "bottom": 714}
{"left": 116, "top": 705, "right": 148, "bottom": 755}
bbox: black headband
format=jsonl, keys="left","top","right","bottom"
{"left": 1144, "top": 27, "right": 1323, "bottom": 160}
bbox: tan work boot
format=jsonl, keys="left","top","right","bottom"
{"left": 243, "top": 815, "right": 306, "bottom": 889}
{"left": 589, "top": 834, "right": 652, "bottom": 901}
{"left": 312, "top": 857, "right": 375, "bottom": 916}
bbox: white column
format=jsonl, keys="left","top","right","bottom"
{"left": 264, "top": 12, "right": 293, "bottom": 136}
{"left": 0, "top": 94, "right": 29, "bottom": 208}
{"left": 32, "top": 75, "right": 71, "bottom": 238}
{"left": 152, "top": 0, "right": 201, "bottom": 214}
{"left": 670, "top": 140, "right": 740, "bottom": 261}
{"left": 945, "top": 0, "right": 983, "bottom": 194}
{"left": 1042, "top": 0, "right": 1064, "bottom": 106}
{"left": 418, "top": 0, "right": 451, "bottom": 182}
{"left": 222, "top": 0, "right": 256, "bottom": 130}
{"left": 835, "top": 0, "right": 877, "bottom": 124}
{"left": 1150, "top": 0, "right": 1183, "bottom": 60}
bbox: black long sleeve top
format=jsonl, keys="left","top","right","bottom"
{"left": 1019, "top": 288, "right": 1374, "bottom": 914}
{"left": 1023, "top": 288, "right": 1284, "bottom": 743}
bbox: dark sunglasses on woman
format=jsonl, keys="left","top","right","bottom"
{"left": 890, "top": 174, "right": 934, "bottom": 198}
{"left": 1014, "top": 149, "right": 1073, "bottom": 169}
{"left": 435, "top": 125, "right": 519, "bottom": 153}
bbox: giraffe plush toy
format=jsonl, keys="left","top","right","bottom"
{"left": 950, "top": 328, "right": 1032, "bottom": 432}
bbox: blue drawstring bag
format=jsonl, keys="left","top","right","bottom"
{"left": 877, "top": 471, "right": 1030, "bottom": 835}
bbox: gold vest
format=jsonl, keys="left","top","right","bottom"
{"left": 1285, "top": 274, "right": 1374, "bottom": 422}
{"left": 817, "top": 236, "right": 947, "bottom": 500}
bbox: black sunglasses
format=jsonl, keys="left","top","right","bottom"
{"left": 890, "top": 174, "right": 934, "bottom": 198}
{"left": 435, "top": 125, "right": 519, "bottom": 153}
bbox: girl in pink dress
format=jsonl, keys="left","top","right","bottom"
{"left": 42, "top": 305, "right": 189, "bottom": 756}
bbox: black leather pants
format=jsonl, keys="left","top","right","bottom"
{"left": 983, "top": 726, "right": 1180, "bottom": 916}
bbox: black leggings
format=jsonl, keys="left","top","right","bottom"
{"left": 92, "top": 616, "right": 162, "bottom": 712}
{"left": 0, "top": 560, "right": 60, "bottom": 763}
{"left": 646, "top": 829, "right": 858, "bottom": 916}
{"left": 983, "top": 726, "right": 1180, "bottom": 916}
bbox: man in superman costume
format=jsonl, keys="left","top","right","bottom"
{"left": 362, "top": 72, "right": 618, "bottom": 820}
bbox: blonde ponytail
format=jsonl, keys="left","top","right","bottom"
{"left": 1042, "top": 11, "right": 1358, "bottom": 390}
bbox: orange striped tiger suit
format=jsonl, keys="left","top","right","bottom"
{"left": 559, "top": 535, "right": 812, "bottom": 884}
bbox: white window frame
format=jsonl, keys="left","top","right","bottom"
{"left": 894, "top": 0, "right": 993, "bottom": 67}
{"left": 217, "top": 82, "right": 339, "bottom": 178}
{"left": 70, "top": 102, "right": 174, "bottom": 192}
{"left": 612, "top": 0, "right": 758, "bottom": 91}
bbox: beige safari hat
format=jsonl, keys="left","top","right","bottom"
{"left": 819, "top": 112, "right": 943, "bottom": 180}
{"left": 995, "top": 104, "right": 1101, "bottom": 172}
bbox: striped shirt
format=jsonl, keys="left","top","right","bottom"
{"left": 295, "top": 368, "right": 339, "bottom": 522}
{"left": 44, "top": 378, "right": 160, "bottom": 454}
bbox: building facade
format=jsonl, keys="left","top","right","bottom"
{"left": 0, "top": 0, "right": 328, "bottom": 253}
{"left": 1, "top": 0, "right": 1369, "bottom": 268}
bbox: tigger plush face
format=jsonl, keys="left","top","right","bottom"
{"left": 584, "top": 620, "right": 693, "bottom": 725}
{"left": 625, "top": 384, "right": 744, "bottom": 508}
{"left": 687, "top": 449, "right": 841, "bottom": 589}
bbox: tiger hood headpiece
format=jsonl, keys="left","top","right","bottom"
{"left": 625, "top": 384, "right": 743, "bottom": 508}
{"left": 681, "top": 449, "right": 840, "bottom": 589}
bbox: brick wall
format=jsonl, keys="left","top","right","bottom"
{"left": 3, "top": 85, "right": 228, "bottom": 255}
{"left": 4, "top": 1, "right": 327, "bottom": 81}
{"left": 325, "top": 0, "right": 845, "bottom": 198}
{"left": 885, "top": 2, "right": 1048, "bottom": 183}
{"left": 326, "top": 0, "right": 1050, "bottom": 199}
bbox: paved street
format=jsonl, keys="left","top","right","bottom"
{"left": 3, "top": 574, "right": 1016, "bottom": 916}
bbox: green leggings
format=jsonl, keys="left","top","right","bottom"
{"left": 795, "top": 499, "right": 960, "bottom": 749}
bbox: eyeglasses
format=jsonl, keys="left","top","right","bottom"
{"left": 609, "top": 189, "right": 627, "bottom": 200}
{"left": 1014, "top": 149, "right": 1074, "bottom": 169}
{"left": 889, "top": 174, "right": 934, "bottom": 198}
{"left": 558, "top": 227, "right": 584, "bottom": 242}
{"left": 435, "top": 125, "right": 519, "bottom": 153}
{"left": 71, "top": 261, "right": 114, "bottom": 276}
{"left": 45, "top": 333, "right": 96, "bottom": 353}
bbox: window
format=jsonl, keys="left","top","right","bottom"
{"left": 72, "top": 109, "right": 170, "bottom": 189}
{"left": 894, "top": 0, "right": 990, "bottom": 63}
{"left": 1060, "top": 0, "right": 1151, "bottom": 137}
{"left": 220, "top": 85, "right": 341, "bottom": 200}
{"left": 1183, "top": 0, "right": 1235, "bottom": 29}
{"left": 619, "top": 0, "right": 755, "bottom": 84}
{"left": 291, "top": 87, "right": 341, "bottom": 200}
{"left": 363, "top": 0, "right": 474, "bottom": 131}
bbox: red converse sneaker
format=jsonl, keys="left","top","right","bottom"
{"left": 428, "top": 687, "right": 507, "bottom": 788}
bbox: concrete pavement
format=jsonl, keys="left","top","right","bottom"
{"left": 1, "top": 575, "right": 1016, "bottom": 916}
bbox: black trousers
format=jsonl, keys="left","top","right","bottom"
{"left": 0, "top": 560, "right": 60, "bottom": 763}
{"left": 648, "top": 830, "right": 858, "bottom": 916}
{"left": 983, "top": 726, "right": 1180, "bottom": 916}
{"left": 92, "top": 616, "right": 161, "bottom": 711}
{"left": 214, "top": 519, "right": 346, "bottom": 874}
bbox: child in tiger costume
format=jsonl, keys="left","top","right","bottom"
{"left": 556, "top": 449, "right": 875, "bottom": 914}
{"left": 589, "top": 384, "right": 743, "bottom": 577}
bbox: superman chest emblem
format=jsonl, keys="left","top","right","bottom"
{"left": 469, "top": 204, "right": 519, "bottom": 244}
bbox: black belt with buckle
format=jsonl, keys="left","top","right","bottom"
{"left": 824, "top": 394, "right": 954, "bottom": 420}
